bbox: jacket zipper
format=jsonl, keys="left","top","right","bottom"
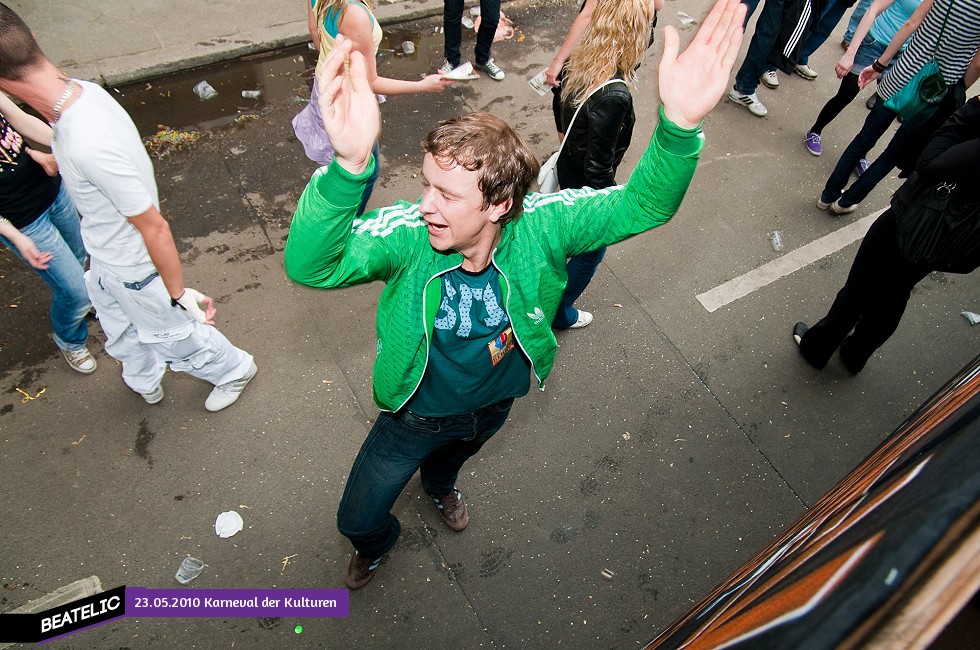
{"left": 493, "top": 255, "right": 543, "bottom": 389}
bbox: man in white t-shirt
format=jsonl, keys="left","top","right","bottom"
{"left": 0, "top": 3, "right": 256, "bottom": 411}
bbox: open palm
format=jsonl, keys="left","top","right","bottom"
{"left": 316, "top": 35, "right": 381, "bottom": 174}
{"left": 658, "top": 0, "right": 746, "bottom": 129}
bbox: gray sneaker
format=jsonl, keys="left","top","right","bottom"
{"left": 62, "top": 347, "right": 97, "bottom": 374}
{"left": 205, "top": 361, "right": 257, "bottom": 412}
{"left": 475, "top": 58, "right": 505, "bottom": 81}
{"left": 439, "top": 60, "right": 456, "bottom": 76}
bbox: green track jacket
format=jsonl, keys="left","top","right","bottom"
{"left": 284, "top": 106, "right": 703, "bottom": 412}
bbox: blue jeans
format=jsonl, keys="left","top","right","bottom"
{"left": 735, "top": 0, "right": 787, "bottom": 94}
{"left": 820, "top": 97, "right": 897, "bottom": 205}
{"left": 359, "top": 140, "right": 381, "bottom": 216}
{"left": 444, "top": 0, "right": 500, "bottom": 67}
{"left": 798, "top": 0, "right": 852, "bottom": 65}
{"left": 844, "top": 0, "right": 874, "bottom": 44}
{"left": 337, "top": 398, "right": 514, "bottom": 558}
{"left": 553, "top": 247, "right": 605, "bottom": 329}
{"left": 0, "top": 184, "right": 91, "bottom": 351}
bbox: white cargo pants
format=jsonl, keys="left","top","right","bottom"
{"left": 85, "top": 260, "right": 254, "bottom": 395}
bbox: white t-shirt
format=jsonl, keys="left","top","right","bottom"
{"left": 53, "top": 80, "right": 158, "bottom": 280}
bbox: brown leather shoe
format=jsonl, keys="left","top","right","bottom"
{"left": 432, "top": 488, "right": 469, "bottom": 532}
{"left": 344, "top": 552, "right": 380, "bottom": 589}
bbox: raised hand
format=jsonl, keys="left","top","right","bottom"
{"left": 316, "top": 35, "right": 381, "bottom": 175}
{"left": 658, "top": 0, "right": 746, "bottom": 129}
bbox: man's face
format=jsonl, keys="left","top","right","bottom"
{"left": 419, "top": 153, "right": 509, "bottom": 259}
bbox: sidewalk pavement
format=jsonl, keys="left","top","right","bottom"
{"left": 21, "top": 0, "right": 460, "bottom": 86}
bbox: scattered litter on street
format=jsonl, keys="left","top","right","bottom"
{"left": 192, "top": 80, "right": 218, "bottom": 100}
{"left": 281, "top": 554, "right": 298, "bottom": 574}
{"left": 678, "top": 11, "right": 697, "bottom": 25}
{"left": 215, "top": 511, "right": 244, "bottom": 538}
{"left": 15, "top": 387, "right": 46, "bottom": 403}
{"left": 962, "top": 311, "right": 980, "bottom": 325}
{"left": 144, "top": 126, "right": 201, "bottom": 158}
{"left": 769, "top": 230, "right": 784, "bottom": 251}
{"left": 600, "top": 568, "right": 615, "bottom": 580}
{"left": 175, "top": 557, "right": 205, "bottom": 584}
{"left": 241, "top": 89, "right": 261, "bottom": 99}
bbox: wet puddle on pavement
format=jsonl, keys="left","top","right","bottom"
{"left": 113, "top": 25, "right": 444, "bottom": 138}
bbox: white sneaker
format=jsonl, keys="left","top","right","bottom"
{"left": 205, "top": 362, "right": 257, "bottom": 412}
{"left": 568, "top": 310, "right": 594, "bottom": 329}
{"left": 62, "top": 347, "right": 97, "bottom": 374}
{"left": 760, "top": 70, "right": 779, "bottom": 89}
{"left": 439, "top": 60, "right": 456, "bottom": 76}
{"left": 727, "top": 87, "right": 767, "bottom": 117}
{"left": 141, "top": 384, "right": 164, "bottom": 404}
{"left": 794, "top": 63, "right": 818, "bottom": 80}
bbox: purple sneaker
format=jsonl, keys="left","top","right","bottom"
{"left": 805, "top": 130, "right": 822, "bottom": 156}
{"left": 854, "top": 158, "right": 869, "bottom": 177}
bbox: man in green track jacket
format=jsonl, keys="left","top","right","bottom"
{"left": 284, "top": 0, "right": 746, "bottom": 590}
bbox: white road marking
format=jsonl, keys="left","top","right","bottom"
{"left": 696, "top": 210, "right": 885, "bottom": 313}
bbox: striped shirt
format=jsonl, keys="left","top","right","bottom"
{"left": 878, "top": 0, "right": 980, "bottom": 100}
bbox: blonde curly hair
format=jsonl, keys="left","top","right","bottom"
{"left": 561, "top": 0, "right": 653, "bottom": 108}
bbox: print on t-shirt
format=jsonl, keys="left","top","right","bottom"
{"left": 0, "top": 116, "right": 24, "bottom": 171}
{"left": 434, "top": 274, "right": 511, "bottom": 365}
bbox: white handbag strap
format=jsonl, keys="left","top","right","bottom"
{"left": 553, "top": 78, "right": 628, "bottom": 161}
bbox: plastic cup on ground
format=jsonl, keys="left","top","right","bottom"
{"left": 769, "top": 230, "right": 784, "bottom": 251}
{"left": 193, "top": 81, "right": 217, "bottom": 100}
{"left": 175, "top": 557, "right": 204, "bottom": 584}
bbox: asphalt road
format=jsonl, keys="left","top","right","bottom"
{"left": 1, "top": 0, "right": 977, "bottom": 647}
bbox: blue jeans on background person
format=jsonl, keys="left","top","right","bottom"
{"left": 734, "top": 0, "right": 787, "bottom": 95}
{"left": 0, "top": 184, "right": 91, "bottom": 351}
{"left": 820, "top": 98, "right": 897, "bottom": 204}
{"left": 337, "top": 398, "right": 514, "bottom": 559}
{"left": 798, "top": 0, "right": 852, "bottom": 65}
{"left": 844, "top": 0, "right": 874, "bottom": 44}
{"left": 358, "top": 140, "right": 381, "bottom": 216}
{"left": 838, "top": 121, "right": 913, "bottom": 207}
{"left": 553, "top": 247, "right": 606, "bottom": 329}
{"left": 443, "top": 0, "right": 500, "bottom": 67}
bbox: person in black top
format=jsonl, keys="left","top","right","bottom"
{"left": 793, "top": 96, "right": 980, "bottom": 374}
{"left": 551, "top": 0, "right": 658, "bottom": 330}
{"left": 0, "top": 91, "right": 96, "bottom": 373}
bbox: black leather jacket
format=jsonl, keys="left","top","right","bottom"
{"left": 556, "top": 79, "right": 635, "bottom": 190}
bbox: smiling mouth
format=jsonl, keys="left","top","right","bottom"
{"left": 426, "top": 222, "right": 448, "bottom": 234}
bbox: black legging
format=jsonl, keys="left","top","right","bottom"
{"left": 798, "top": 209, "right": 931, "bottom": 373}
{"left": 811, "top": 73, "right": 861, "bottom": 135}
